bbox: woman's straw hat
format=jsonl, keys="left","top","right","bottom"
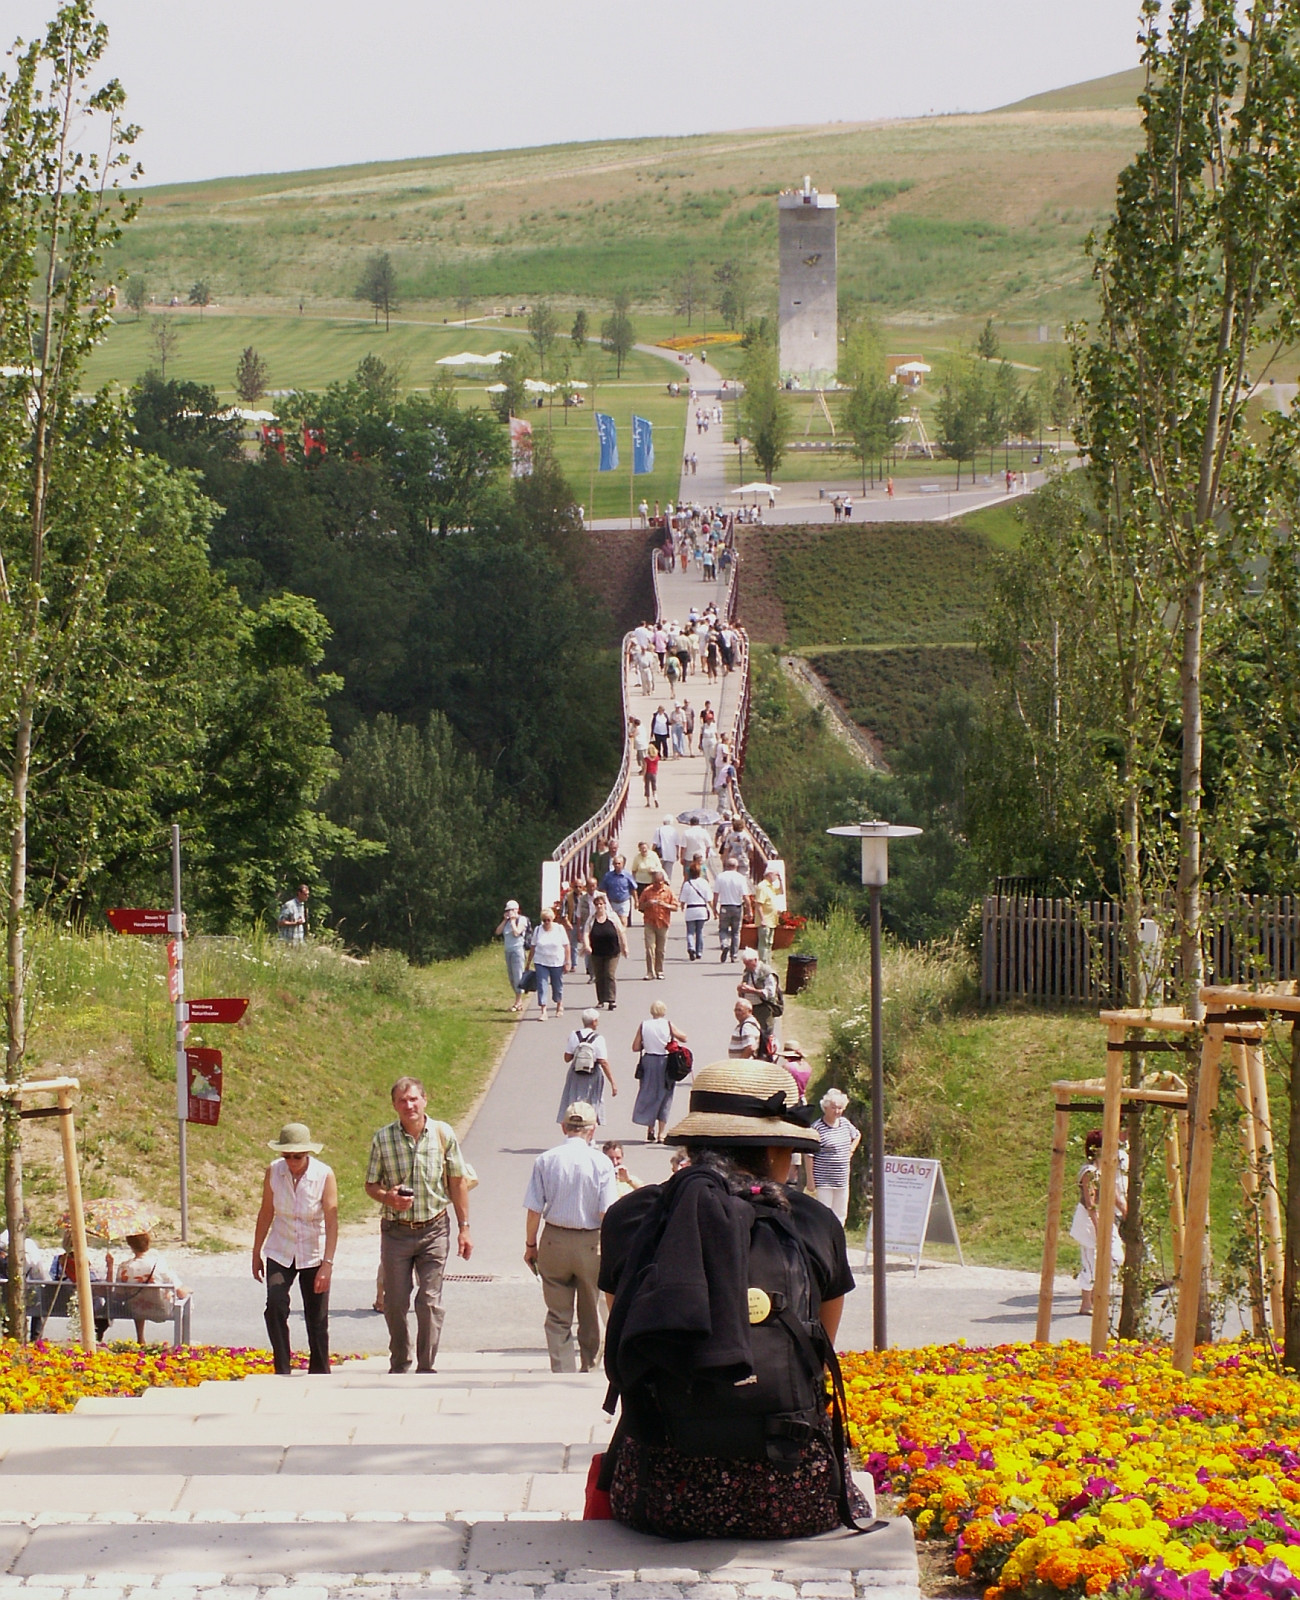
{"left": 666, "top": 1061, "right": 820, "bottom": 1153}
{"left": 268, "top": 1122, "right": 323, "bottom": 1154}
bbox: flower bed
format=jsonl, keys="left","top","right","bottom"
{"left": 0, "top": 1339, "right": 350, "bottom": 1413}
{"left": 843, "top": 1341, "right": 1300, "bottom": 1600}
{"left": 657, "top": 332, "right": 744, "bottom": 351}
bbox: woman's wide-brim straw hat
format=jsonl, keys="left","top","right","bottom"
{"left": 268, "top": 1122, "right": 323, "bottom": 1154}
{"left": 666, "top": 1061, "right": 820, "bottom": 1153}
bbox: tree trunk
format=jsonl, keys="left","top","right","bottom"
{"left": 1117, "top": 751, "right": 1147, "bottom": 1338}
{"left": 3, "top": 697, "right": 33, "bottom": 1342}
{"left": 1285, "top": 1022, "right": 1300, "bottom": 1370}
{"left": 1177, "top": 557, "right": 1206, "bottom": 1019}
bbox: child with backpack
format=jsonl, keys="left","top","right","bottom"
{"left": 596, "top": 1059, "right": 874, "bottom": 1540}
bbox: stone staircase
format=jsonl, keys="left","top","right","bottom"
{"left": 0, "top": 1352, "right": 918, "bottom": 1598}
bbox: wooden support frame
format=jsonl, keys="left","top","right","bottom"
{"left": 1036, "top": 1008, "right": 1195, "bottom": 1348}
{"left": 0, "top": 1076, "right": 95, "bottom": 1348}
{"left": 1168, "top": 985, "right": 1296, "bottom": 1374}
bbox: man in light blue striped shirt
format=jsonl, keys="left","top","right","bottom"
{"left": 523, "top": 1102, "right": 619, "bottom": 1372}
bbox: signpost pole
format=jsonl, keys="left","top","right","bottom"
{"left": 869, "top": 880, "right": 886, "bottom": 1350}
{"left": 171, "top": 825, "right": 188, "bottom": 1243}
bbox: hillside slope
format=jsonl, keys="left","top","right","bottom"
{"left": 107, "top": 100, "right": 1141, "bottom": 323}
{"left": 997, "top": 65, "right": 1146, "bottom": 112}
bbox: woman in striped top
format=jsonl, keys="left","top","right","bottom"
{"left": 809, "top": 1089, "right": 861, "bottom": 1225}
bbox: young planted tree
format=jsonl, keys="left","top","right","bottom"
{"left": 714, "top": 259, "right": 749, "bottom": 331}
{"left": 356, "top": 251, "right": 398, "bottom": 330}
{"left": 124, "top": 272, "right": 147, "bottom": 319}
{"left": 934, "top": 360, "right": 983, "bottom": 487}
{"left": 739, "top": 333, "right": 791, "bottom": 483}
{"left": 187, "top": 278, "right": 211, "bottom": 317}
{"left": 0, "top": 1, "right": 141, "bottom": 1340}
{"left": 234, "top": 345, "right": 269, "bottom": 407}
{"left": 570, "top": 308, "right": 588, "bottom": 350}
{"left": 600, "top": 292, "right": 636, "bottom": 378}
{"left": 1076, "top": 0, "right": 1300, "bottom": 1020}
{"left": 675, "top": 261, "right": 702, "bottom": 327}
{"left": 150, "top": 314, "right": 180, "bottom": 379}
{"left": 528, "top": 298, "right": 558, "bottom": 375}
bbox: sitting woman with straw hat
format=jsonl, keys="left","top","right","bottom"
{"left": 597, "top": 1060, "right": 872, "bottom": 1540}
{"left": 252, "top": 1122, "right": 338, "bottom": 1376}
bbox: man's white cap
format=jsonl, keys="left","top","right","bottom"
{"left": 563, "top": 1102, "right": 598, "bottom": 1128}
{"left": 505, "top": 899, "right": 519, "bottom": 911}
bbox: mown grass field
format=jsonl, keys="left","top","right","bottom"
{"left": 19, "top": 927, "right": 514, "bottom": 1249}
{"left": 104, "top": 76, "right": 1148, "bottom": 327}
{"left": 807, "top": 644, "right": 992, "bottom": 753}
{"left": 82, "top": 310, "right": 674, "bottom": 397}
{"left": 752, "top": 522, "right": 996, "bottom": 648}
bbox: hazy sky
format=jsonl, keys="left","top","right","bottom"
{"left": 7, "top": 1, "right": 1144, "bottom": 188}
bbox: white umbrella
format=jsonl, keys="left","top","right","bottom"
{"left": 730, "top": 482, "right": 781, "bottom": 495}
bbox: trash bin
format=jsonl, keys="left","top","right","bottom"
{"left": 785, "top": 953, "right": 817, "bottom": 996}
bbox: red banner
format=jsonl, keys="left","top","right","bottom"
{"left": 302, "top": 425, "right": 327, "bottom": 456}
{"left": 107, "top": 909, "right": 170, "bottom": 935}
{"left": 186, "top": 998, "right": 249, "bottom": 1024}
{"left": 185, "top": 1047, "right": 223, "bottom": 1125}
{"left": 261, "top": 424, "right": 286, "bottom": 459}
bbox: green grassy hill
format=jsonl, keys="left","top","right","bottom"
{"left": 997, "top": 65, "right": 1147, "bottom": 112}
{"left": 20, "top": 927, "right": 513, "bottom": 1250}
{"left": 99, "top": 91, "right": 1143, "bottom": 335}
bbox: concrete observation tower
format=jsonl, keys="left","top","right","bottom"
{"left": 778, "top": 176, "right": 838, "bottom": 389}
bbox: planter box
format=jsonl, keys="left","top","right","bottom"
{"left": 739, "top": 924, "right": 797, "bottom": 950}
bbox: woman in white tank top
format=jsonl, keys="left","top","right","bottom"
{"left": 253, "top": 1122, "right": 339, "bottom": 1375}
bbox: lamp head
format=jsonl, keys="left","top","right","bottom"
{"left": 826, "top": 821, "right": 923, "bottom": 887}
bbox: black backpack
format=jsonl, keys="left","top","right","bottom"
{"left": 603, "top": 1173, "right": 865, "bottom": 1530}
{"left": 651, "top": 1203, "right": 827, "bottom": 1464}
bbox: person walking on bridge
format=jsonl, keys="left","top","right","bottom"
{"left": 584, "top": 893, "right": 629, "bottom": 1010}
{"left": 638, "top": 868, "right": 679, "bottom": 981}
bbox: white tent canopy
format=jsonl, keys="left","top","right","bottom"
{"left": 894, "top": 361, "right": 932, "bottom": 374}
{"left": 523, "top": 378, "right": 556, "bottom": 393}
{"left": 485, "top": 383, "right": 508, "bottom": 394}
{"left": 436, "top": 350, "right": 501, "bottom": 367}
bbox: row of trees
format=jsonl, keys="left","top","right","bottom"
{"left": 0, "top": 4, "right": 621, "bottom": 1339}
{"left": 675, "top": 257, "right": 752, "bottom": 331}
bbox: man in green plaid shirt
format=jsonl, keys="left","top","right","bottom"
{"left": 365, "top": 1076, "right": 474, "bottom": 1373}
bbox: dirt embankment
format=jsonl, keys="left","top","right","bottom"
{"left": 579, "top": 527, "right": 659, "bottom": 641}
{"left": 733, "top": 527, "right": 788, "bottom": 644}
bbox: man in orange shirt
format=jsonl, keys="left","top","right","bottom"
{"left": 637, "top": 869, "right": 679, "bottom": 981}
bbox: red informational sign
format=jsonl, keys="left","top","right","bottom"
{"left": 107, "top": 908, "right": 170, "bottom": 935}
{"left": 185, "top": 998, "right": 249, "bottom": 1024}
{"left": 185, "top": 1047, "right": 223, "bottom": 1125}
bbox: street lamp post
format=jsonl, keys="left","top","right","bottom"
{"left": 826, "top": 820, "right": 922, "bottom": 1350}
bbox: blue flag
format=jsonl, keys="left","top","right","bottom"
{"left": 595, "top": 412, "right": 618, "bottom": 472}
{"left": 632, "top": 414, "right": 654, "bottom": 476}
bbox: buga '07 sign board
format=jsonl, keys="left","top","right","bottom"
{"left": 864, "top": 1155, "right": 964, "bottom": 1276}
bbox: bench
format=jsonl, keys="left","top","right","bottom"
{"left": 2, "top": 1278, "right": 192, "bottom": 1346}
{"left": 918, "top": 483, "right": 942, "bottom": 493}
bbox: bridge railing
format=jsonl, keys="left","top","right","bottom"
{"left": 550, "top": 534, "right": 778, "bottom": 887}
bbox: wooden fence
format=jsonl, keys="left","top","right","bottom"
{"left": 981, "top": 894, "right": 1300, "bottom": 1007}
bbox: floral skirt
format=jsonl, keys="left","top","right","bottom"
{"left": 610, "top": 1431, "right": 862, "bottom": 1540}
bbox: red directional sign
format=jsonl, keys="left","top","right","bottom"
{"left": 185, "top": 1047, "right": 223, "bottom": 1126}
{"left": 185, "top": 998, "right": 249, "bottom": 1024}
{"left": 107, "top": 908, "right": 170, "bottom": 935}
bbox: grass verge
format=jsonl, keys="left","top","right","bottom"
{"left": 19, "top": 926, "right": 514, "bottom": 1249}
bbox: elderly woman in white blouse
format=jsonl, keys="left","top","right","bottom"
{"left": 252, "top": 1122, "right": 339, "bottom": 1375}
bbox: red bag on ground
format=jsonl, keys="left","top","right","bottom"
{"left": 583, "top": 1451, "right": 613, "bottom": 1519}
